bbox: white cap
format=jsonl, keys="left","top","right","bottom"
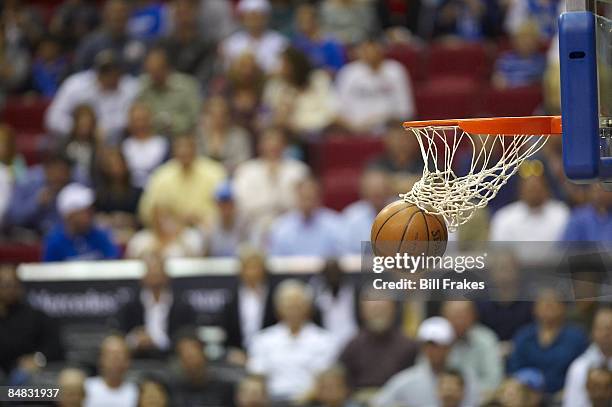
{"left": 57, "top": 183, "right": 94, "bottom": 217}
{"left": 237, "top": 0, "right": 270, "bottom": 14}
{"left": 417, "top": 317, "right": 455, "bottom": 346}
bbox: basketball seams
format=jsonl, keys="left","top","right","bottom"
{"left": 396, "top": 209, "right": 420, "bottom": 254}
{"left": 421, "top": 211, "right": 430, "bottom": 257}
{"left": 433, "top": 214, "right": 447, "bottom": 241}
{"left": 373, "top": 205, "right": 413, "bottom": 243}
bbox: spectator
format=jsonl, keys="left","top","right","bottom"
{"left": 247, "top": 279, "right": 339, "bottom": 402}
{"left": 341, "top": 170, "right": 393, "bottom": 254}
{"left": 267, "top": 177, "right": 342, "bottom": 256}
{"left": 490, "top": 172, "right": 569, "bottom": 241}
{"left": 127, "top": 0, "right": 170, "bottom": 40}
{"left": 563, "top": 307, "right": 612, "bottom": 407}
{"left": 223, "top": 246, "right": 277, "bottom": 361}
{"left": 121, "top": 103, "right": 169, "bottom": 189}
{"left": 137, "top": 376, "right": 170, "bottom": 407}
{"left": 336, "top": 38, "right": 415, "bottom": 133}
{"left": 84, "top": 335, "right": 138, "bottom": 407}
{"left": 308, "top": 365, "right": 360, "bottom": 407}
{"left": 31, "top": 36, "right": 69, "bottom": 98}
{"left": 138, "top": 134, "right": 226, "bottom": 228}
{"left": 0, "top": 124, "right": 27, "bottom": 183}
{"left": 369, "top": 125, "right": 413, "bottom": 171}
{"left": 61, "top": 104, "right": 100, "bottom": 186}
{"left": 562, "top": 183, "right": 612, "bottom": 241}
{"left": 220, "top": 0, "right": 288, "bottom": 73}
{"left": 235, "top": 375, "right": 269, "bottom": 407}
{"left": 43, "top": 183, "right": 120, "bottom": 262}
{"left": 57, "top": 368, "right": 87, "bottom": 407}
{"left": 0, "top": 17, "right": 30, "bottom": 101}
{"left": 74, "top": 0, "right": 146, "bottom": 73}
{"left": 205, "top": 182, "right": 249, "bottom": 257}
{"left": 170, "top": 332, "right": 235, "bottom": 406}
{"left": 438, "top": 369, "right": 466, "bottom": 407}
{"left": 0, "top": 0, "right": 44, "bottom": 49}
{"left": 319, "top": 0, "right": 377, "bottom": 45}
{"left": 373, "top": 317, "right": 479, "bottom": 407}
{"left": 197, "top": 96, "right": 251, "bottom": 174}
{"left": 492, "top": 20, "right": 546, "bottom": 89}
{"left": 508, "top": 288, "right": 589, "bottom": 394}
{"left": 310, "top": 259, "right": 359, "bottom": 347}
{"left": 492, "top": 368, "right": 546, "bottom": 407}
{"left": 261, "top": 47, "right": 338, "bottom": 137}
{"left": 340, "top": 298, "right": 418, "bottom": 388}
{"left": 159, "top": 0, "right": 216, "bottom": 90}
{"left": 292, "top": 3, "right": 346, "bottom": 73}
{"left": 49, "top": 0, "right": 100, "bottom": 49}
{"left": 45, "top": 50, "right": 140, "bottom": 144}
{"left": 93, "top": 148, "right": 141, "bottom": 245}
{"left": 222, "top": 52, "right": 266, "bottom": 133}
{"left": 233, "top": 128, "right": 309, "bottom": 227}
{"left": 127, "top": 204, "right": 205, "bottom": 259}
{"left": 368, "top": 122, "right": 424, "bottom": 191}
{"left": 442, "top": 301, "right": 503, "bottom": 396}
{"left": 7, "top": 152, "right": 72, "bottom": 234}
{"left": 505, "top": 0, "right": 560, "bottom": 40}
{"left": 0, "top": 265, "right": 63, "bottom": 379}
{"left": 114, "top": 254, "right": 195, "bottom": 357}
{"left": 434, "top": 0, "right": 502, "bottom": 40}
{"left": 476, "top": 252, "right": 533, "bottom": 342}
{"left": 585, "top": 367, "right": 612, "bottom": 407}
{"left": 195, "top": 0, "right": 237, "bottom": 43}
{"left": 137, "top": 47, "right": 201, "bottom": 138}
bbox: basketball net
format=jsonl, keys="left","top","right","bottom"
{"left": 401, "top": 126, "right": 549, "bottom": 232}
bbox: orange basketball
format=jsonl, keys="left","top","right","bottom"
{"left": 371, "top": 200, "right": 448, "bottom": 257}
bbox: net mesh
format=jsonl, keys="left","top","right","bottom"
{"left": 401, "top": 126, "right": 550, "bottom": 232}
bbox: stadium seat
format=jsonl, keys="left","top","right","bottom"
{"left": 386, "top": 42, "right": 426, "bottom": 81}
{"left": 310, "top": 136, "right": 384, "bottom": 175}
{"left": 0, "top": 96, "right": 50, "bottom": 133}
{"left": 0, "top": 243, "right": 42, "bottom": 263}
{"left": 322, "top": 168, "right": 362, "bottom": 211}
{"left": 415, "top": 77, "right": 482, "bottom": 120}
{"left": 482, "top": 85, "right": 544, "bottom": 117}
{"left": 426, "top": 42, "right": 491, "bottom": 81}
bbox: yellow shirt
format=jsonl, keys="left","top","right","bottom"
{"left": 139, "top": 158, "right": 226, "bottom": 225}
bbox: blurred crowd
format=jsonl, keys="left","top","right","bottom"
{"left": 0, "top": 0, "right": 611, "bottom": 406}
{"left": 1, "top": 256, "right": 611, "bottom": 407}
{"left": 1, "top": 0, "right": 610, "bottom": 261}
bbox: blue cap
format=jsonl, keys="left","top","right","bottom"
{"left": 215, "top": 181, "right": 234, "bottom": 202}
{"left": 513, "top": 368, "right": 546, "bottom": 393}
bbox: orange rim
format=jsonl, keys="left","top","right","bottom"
{"left": 403, "top": 116, "right": 562, "bottom": 136}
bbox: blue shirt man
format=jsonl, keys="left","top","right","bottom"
{"left": 6, "top": 155, "right": 72, "bottom": 235}
{"left": 268, "top": 178, "right": 342, "bottom": 256}
{"left": 507, "top": 289, "right": 589, "bottom": 393}
{"left": 43, "top": 183, "right": 119, "bottom": 262}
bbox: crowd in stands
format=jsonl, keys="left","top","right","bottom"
{"left": 0, "top": 0, "right": 611, "bottom": 406}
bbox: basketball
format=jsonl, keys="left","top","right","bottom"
{"left": 371, "top": 200, "right": 448, "bottom": 257}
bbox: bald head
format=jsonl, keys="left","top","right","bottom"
{"left": 442, "top": 301, "right": 477, "bottom": 338}
{"left": 57, "top": 368, "right": 86, "bottom": 407}
{"left": 274, "top": 280, "right": 313, "bottom": 329}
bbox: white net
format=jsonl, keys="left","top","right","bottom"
{"left": 401, "top": 126, "right": 550, "bottom": 232}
